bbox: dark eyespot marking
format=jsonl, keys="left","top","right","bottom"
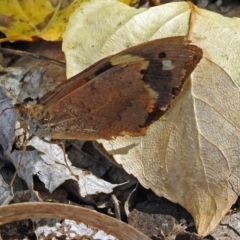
{"left": 172, "top": 87, "right": 181, "bottom": 96}
{"left": 159, "top": 52, "right": 166, "bottom": 58}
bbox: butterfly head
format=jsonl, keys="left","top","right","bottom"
{"left": 15, "top": 103, "right": 53, "bottom": 138}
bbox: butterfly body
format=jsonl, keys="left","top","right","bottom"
{"left": 16, "top": 36, "right": 203, "bottom": 140}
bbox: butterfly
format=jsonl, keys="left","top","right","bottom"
{"left": 16, "top": 36, "right": 202, "bottom": 140}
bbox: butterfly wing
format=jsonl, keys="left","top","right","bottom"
{"left": 34, "top": 36, "right": 202, "bottom": 140}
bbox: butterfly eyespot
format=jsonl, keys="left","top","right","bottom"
{"left": 95, "top": 62, "right": 112, "bottom": 76}
{"left": 159, "top": 52, "right": 166, "bottom": 58}
{"left": 172, "top": 87, "right": 181, "bottom": 95}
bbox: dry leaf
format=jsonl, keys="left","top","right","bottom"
{"left": 35, "top": 220, "right": 118, "bottom": 239}
{"left": 63, "top": 0, "right": 146, "bottom": 77}
{"left": 0, "top": 202, "right": 151, "bottom": 239}
{"left": 0, "top": 175, "right": 13, "bottom": 205}
{"left": 0, "top": 0, "right": 134, "bottom": 43}
{"left": 62, "top": 0, "right": 240, "bottom": 236}
{"left": 211, "top": 212, "right": 240, "bottom": 238}
{"left": 9, "top": 137, "right": 120, "bottom": 199}
{"left": 0, "top": 0, "right": 88, "bottom": 42}
{"left": 0, "top": 86, "right": 16, "bottom": 154}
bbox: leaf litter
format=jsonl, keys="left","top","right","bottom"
{"left": 0, "top": 40, "right": 137, "bottom": 238}
{"left": 1, "top": 0, "right": 240, "bottom": 239}
{"left": 63, "top": 0, "right": 240, "bottom": 237}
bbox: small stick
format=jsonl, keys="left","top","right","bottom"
{"left": 0, "top": 47, "right": 66, "bottom": 67}
{"left": 9, "top": 141, "right": 27, "bottom": 188}
{"left": 42, "top": 138, "right": 79, "bottom": 180}
{"left": 111, "top": 194, "right": 121, "bottom": 220}
{"left": 58, "top": 141, "right": 79, "bottom": 180}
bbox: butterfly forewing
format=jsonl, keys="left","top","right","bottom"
{"left": 20, "top": 36, "right": 203, "bottom": 140}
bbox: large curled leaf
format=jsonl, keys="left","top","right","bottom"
{"left": 62, "top": 0, "right": 240, "bottom": 236}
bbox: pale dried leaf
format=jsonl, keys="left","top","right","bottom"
{"left": 0, "top": 64, "right": 56, "bottom": 103}
{"left": 0, "top": 87, "right": 16, "bottom": 154}
{"left": 0, "top": 175, "right": 13, "bottom": 205}
{"left": 62, "top": 0, "right": 240, "bottom": 236}
{"left": 35, "top": 220, "right": 118, "bottom": 239}
{"left": 10, "top": 137, "right": 120, "bottom": 198}
{"left": 63, "top": 0, "right": 146, "bottom": 77}
{"left": 211, "top": 212, "right": 240, "bottom": 239}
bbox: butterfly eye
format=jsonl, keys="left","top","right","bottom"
{"left": 42, "top": 113, "right": 50, "bottom": 122}
{"left": 159, "top": 52, "right": 166, "bottom": 58}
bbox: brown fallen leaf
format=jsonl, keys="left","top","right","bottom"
{"left": 62, "top": 0, "right": 240, "bottom": 236}
{"left": 0, "top": 202, "right": 151, "bottom": 240}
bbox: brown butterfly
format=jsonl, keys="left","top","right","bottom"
{"left": 16, "top": 36, "right": 202, "bottom": 140}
